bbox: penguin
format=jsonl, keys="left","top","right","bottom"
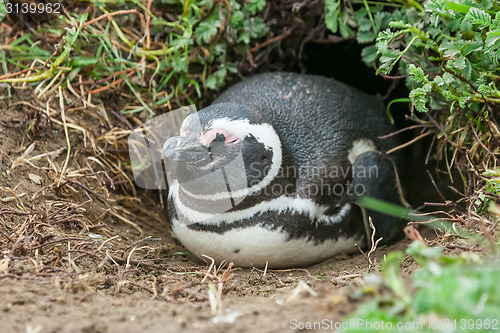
{"left": 162, "top": 72, "right": 407, "bottom": 268}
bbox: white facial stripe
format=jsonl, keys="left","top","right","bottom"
{"left": 178, "top": 117, "right": 282, "bottom": 200}
{"left": 209, "top": 118, "right": 277, "bottom": 150}
{"left": 348, "top": 138, "right": 376, "bottom": 164}
{"left": 171, "top": 180, "right": 351, "bottom": 225}
{"left": 171, "top": 218, "right": 364, "bottom": 268}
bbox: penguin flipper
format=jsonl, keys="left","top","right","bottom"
{"left": 350, "top": 150, "right": 408, "bottom": 243}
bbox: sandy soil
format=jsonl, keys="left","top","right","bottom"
{"left": 0, "top": 87, "right": 428, "bottom": 333}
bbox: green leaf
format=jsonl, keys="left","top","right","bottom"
{"left": 464, "top": 7, "right": 492, "bottom": 28}
{"left": 408, "top": 64, "right": 429, "bottom": 84}
{"left": 357, "top": 31, "right": 376, "bottom": 44}
{"left": 338, "top": 12, "right": 355, "bottom": 38}
{"left": 324, "top": 0, "right": 340, "bottom": 33}
{"left": 358, "top": 17, "right": 373, "bottom": 32}
{"left": 230, "top": 10, "right": 245, "bottom": 28}
{"left": 70, "top": 57, "right": 103, "bottom": 67}
{"left": 442, "top": 0, "right": 472, "bottom": 14}
{"left": 249, "top": 17, "right": 268, "bottom": 38}
{"left": 388, "top": 20, "right": 412, "bottom": 29}
{"left": 357, "top": 197, "right": 417, "bottom": 220}
{"left": 450, "top": 56, "right": 472, "bottom": 80}
{"left": 171, "top": 52, "right": 188, "bottom": 73}
{"left": 410, "top": 85, "right": 432, "bottom": 112}
{"left": 206, "top": 66, "right": 227, "bottom": 90}
{"left": 485, "top": 29, "right": 500, "bottom": 49}
{"left": 433, "top": 75, "right": 445, "bottom": 87}
{"left": 361, "top": 45, "right": 379, "bottom": 66}
{"left": 381, "top": 251, "right": 406, "bottom": 299}
{"left": 237, "top": 31, "right": 250, "bottom": 44}
{"left": 483, "top": 169, "right": 500, "bottom": 177}
{"left": 245, "top": 0, "right": 266, "bottom": 15}
{"left": 0, "top": 1, "right": 6, "bottom": 23}
{"left": 478, "top": 84, "right": 496, "bottom": 96}
{"left": 458, "top": 95, "right": 471, "bottom": 108}
{"left": 461, "top": 40, "right": 483, "bottom": 56}
{"left": 195, "top": 19, "right": 221, "bottom": 44}
{"left": 460, "top": 18, "right": 474, "bottom": 32}
{"left": 226, "top": 62, "right": 238, "bottom": 73}
{"left": 439, "top": 41, "right": 462, "bottom": 57}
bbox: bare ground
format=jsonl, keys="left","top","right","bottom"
{"left": 1, "top": 87, "right": 437, "bottom": 333}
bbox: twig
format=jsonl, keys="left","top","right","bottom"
{"left": 92, "top": 235, "right": 120, "bottom": 255}
{"left": 57, "top": 87, "right": 70, "bottom": 186}
{"left": 366, "top": 217, "right": 382, "bottom": 266}
{"left": 201, "top": 254, "right": 215, "bottom": 283}
{"left": 355, "top": 243, "right": 370, "bottom": 265}
{"left": 426, "top": 170, "right": 446, "bottom": 202}
{"left": 378, "top": 124, "right": 431, "bottom": 139}
{"left": 82, "top": 9, "right": 144, "bottom": 28}
{"left": 249, "top": 28, "right": 291, "bottom": 53}
{"left": 386, "top": 131, "right": 434, "bottom": 154}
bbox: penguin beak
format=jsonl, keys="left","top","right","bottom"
{"left": 162, "top": 136, "right": 208, "bottom": 162}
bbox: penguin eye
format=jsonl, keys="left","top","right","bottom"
{"left": 213, "top": 133, "right": 226, "bottom": 143}
{"left": 211, "top": 133, "right": 240, "bottom": 145}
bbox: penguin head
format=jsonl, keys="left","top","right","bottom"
{"left": 162, "top": 103, "right": 283, "bottom": 199}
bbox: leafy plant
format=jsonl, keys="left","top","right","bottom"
{"left": 324, "top": 0, "right": 499, "bottom": 205}
{"left": 0, "top": 0, "right": 269, "bottom": 115}
{"left": 344, "top": 241, "right": 500, "bottom": 333}
{"left": 476, "top": 169, "right": 500, "bottom": 210}
{"left": 325, "top": 0, "right": 499, "bottom": 112}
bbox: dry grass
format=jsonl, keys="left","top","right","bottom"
{"left": 0, "top": 86, "right": 238, "bottom": 305}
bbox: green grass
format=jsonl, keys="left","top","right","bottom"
{"left": 0, "top": 0, "right": 269, "bottom": 115}
{"left": 343, "top": 241, "right": 500, "bottom": 333}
